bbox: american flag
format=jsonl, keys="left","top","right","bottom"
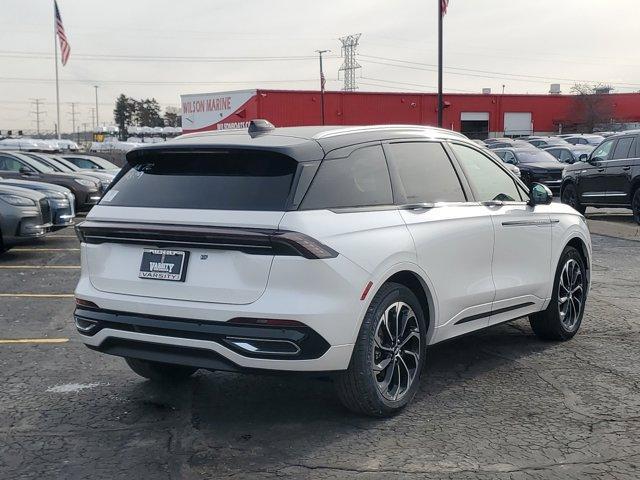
{"left": 54, "top": 0, "right": 70, "bottom": 65}
{"left": 441, "top": 0, "right": 449, "bottom": 16}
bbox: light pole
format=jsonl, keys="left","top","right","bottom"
{"left": 316, "top": 49, "right": 330, "bottom": 125}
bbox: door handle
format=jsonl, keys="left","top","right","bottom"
{"left": 622, "top": 166, "right": 631, "bottom": 171}
{"left": 597, "top": 168, "right": 605, "bottom": 172}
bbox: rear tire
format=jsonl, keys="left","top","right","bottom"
{"left": 561, "top": 183, "right": 586, "bottom": 215}
{"left": 632, "top": 188, "right": 640, "bottom": 225}
{"left": 530, "top": 246, "right": 587, "bottom": 341}
{"left": 125, "top": 357, "right": 197, "bottom": 383}
{"left": 336, "top": 282, "right": 427, "bottom": 417}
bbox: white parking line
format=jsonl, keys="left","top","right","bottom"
{"left": 0, "top": 265, "right": 80, "bottom": 269}
{"left": 0, "top": 294, "right": 75, "bottom": 298}
{"left": 11, "top": 248, "right": 80, "bottom": 252}
{"left": 0, "top": 338, "right": 69, "bottom": 345}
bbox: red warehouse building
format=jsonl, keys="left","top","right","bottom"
{"left": 180, "top": 89, "right": 640, "bottom": 138}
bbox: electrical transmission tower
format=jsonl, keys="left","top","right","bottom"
{"left": 68, "top": 102, "right": 79, "bottom": 140}
{"left": 338, "top": 34, "right": 362, "bottom": 91}
{"left": 30, "top": 98, "right": 46, "bottom": 135}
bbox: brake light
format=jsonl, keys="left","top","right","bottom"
{"left": 75, "top": 298, "right": 99, "bottom": 309}
{"left": 271, "top": 231, "right": 338, "bottom": 259}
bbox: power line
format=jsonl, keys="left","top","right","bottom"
{"left": 359, "top": 54, "right": 640, "bottom": 89}
{"left": 0, "top": 77, "right": 319, "bottom": 86}
{"left": 0, "top": 51, "right": 339, "bottom": 63}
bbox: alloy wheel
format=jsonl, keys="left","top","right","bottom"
{"left": 558, "top": 258, "right": 584, "bottom": 331}
{"left": 562, "top": 186, "right": 577, "bottom": 209}
{"left": 372, "top": 302, "right": 421, "bottom": 401}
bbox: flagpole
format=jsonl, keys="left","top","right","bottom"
{"left": 437, "top": 0, "right": 444, "bottom": 128}
{"left": 54, "top": 1, "right": 61, "bottom": 139}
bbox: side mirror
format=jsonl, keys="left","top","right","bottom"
{"left": 588, "top": 156, "right": 602, "bottom": 165}
{"left": 19, "top": 166, "right": 33, "bottom": 175}
{"left": 529, "top": 183, "right": 553, "bottom": 206}
{"left": 578, "top": 154, "right": 588, "bottom": 162}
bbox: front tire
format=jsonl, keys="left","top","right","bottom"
{"left": 336, "top": 283, "right": 427, "bottom": 417}
{"left": 125, "top": 357, "right": 197, "bottom": 383}
{"left": 530, "top": 246, "right": 587, "bottom": 341}
{"left": 561, "top": 183, "right": 586, "bottom": 215}
{"left": 632, "top": 188, "right": 640, "bottom": 225}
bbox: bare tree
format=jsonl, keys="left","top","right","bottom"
{"left": 570, "top": 83, "right": 614, "bottom": 133}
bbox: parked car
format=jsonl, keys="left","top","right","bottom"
{"left": 527, "top": 137, "right": 571, "bottom": 148}
{"left": 0, "top": 184, "right": 52, "bottom": 253}
{"left": 74, "top": 122, "right": 591, "bottom": 417}
{"left": 60, "top": 154, "right": 121, "bottom": 174}
{"left": 0, "top": 151, "right": 102, "bottom": 211}
{"left": 563, "top": 135, "right": 605, "bottom": 147}
{"left": 492, "top": 147, "right": 565, "bottom": 193}
{"left": 486, "top": 139, "right": 535, "bottom": 150}
{"left": 0, "top": 178, "right": 75, "bottom": 230}
{"left": 20, "top": 152, "right": 115, "bottom": 191}
{"left": 542, "top": 145, "right": 594, "bottom": 164}
{"left": 561, "top": 131, "right": 640, "bottom": 222}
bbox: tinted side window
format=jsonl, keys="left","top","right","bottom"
{"left": 612, "top": 137, "right": 634, "bottom": 160}
{"left": 559, "top": 150, "right": 574, "bottom": 163}
{"left": 591, "top": 139, "right": 615, "bottom": 160}
{"left": 450, "top": 144, "right": 522, "bottom": 202}
{"left": 67, "top": 157, "right": 96, "bottom": 169}
{"left": 0, "top": 155, "right": 25, "bottom": 172}
{"left": 546, "top": 149, "right": 560, "bottom": 159}
{"left": 386, "top": 142, "right": 465, "bottom": 204}
{"left": 301, "top": 145, "right": 392, "bottom": 209}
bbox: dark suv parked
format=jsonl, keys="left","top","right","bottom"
{"left": 561, "top": 132, "right": 640, "bottom": 222}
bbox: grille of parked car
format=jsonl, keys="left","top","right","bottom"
{"left": 39, "top": 198, "right": 52, "bottom": 225}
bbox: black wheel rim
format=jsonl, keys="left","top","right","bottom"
{"left": 372, "top": 302, "right": 421, "bottom": 401}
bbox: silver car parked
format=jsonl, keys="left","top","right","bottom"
{"left": 0, "top": 184, "right": 53, "bottom": 253}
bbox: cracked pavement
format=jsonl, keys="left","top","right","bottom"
{"left": 1, "top": 213, "right": 639, "bottom": 479}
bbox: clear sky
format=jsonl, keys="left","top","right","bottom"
{"left": 2, "top": 0, "right": 639, "bottom": 133}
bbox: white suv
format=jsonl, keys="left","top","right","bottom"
{"left": 74, "top": 122, "right": 591, "bottom": 416}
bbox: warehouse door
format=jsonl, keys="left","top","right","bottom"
{"left": 504, "top": 112, "right": 532, "bottom": 137}
{"left": 460, "top": 112, "right": 489, "bottom": 139}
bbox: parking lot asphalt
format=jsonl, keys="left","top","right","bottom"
{"left": 1, "top": 211, "right": 639, "bottom": 480}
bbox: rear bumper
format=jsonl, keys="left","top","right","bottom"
{"left": 74, "top": 307, "right": 351, "bottom": 373}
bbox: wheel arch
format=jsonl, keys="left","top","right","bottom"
{"left": 564, "top": 236, "right": 591, "bottom": 289}
{"left": 358, "top": 264, "right": 438, "bottom": 345}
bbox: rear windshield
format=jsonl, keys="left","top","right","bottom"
{"left": 101, "top": 150, "right": 298, "bottom": 210}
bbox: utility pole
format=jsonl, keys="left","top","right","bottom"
{"left": 30, "top": 98, "right": 46, "bottom": 136}
{"left": 82, "top": 122, "right": 88, "bottom": 143}
{"left": 339, "top": 34, "right": 362, "bottom": 91}
{"left": 68, "top": 102, "right": 79, "bottom": 141}
{"left": 316, "top": 49, "right": 330, "bottom": 125}
{"left": 90, "top": 108, "right": 95, "bottom": 131}
{"left": 94, "top": 85, "right": 99, "bottom": 128}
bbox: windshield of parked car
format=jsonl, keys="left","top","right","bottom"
{"left": 515, "top": 150, "right": 560, "bottom": 164}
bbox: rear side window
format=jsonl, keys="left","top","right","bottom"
{"left": 386, "top": 142, "right": 465, "bottom": 203}
{"left": 612, "top": 137, "right": 635, "bottom": 160}
{"left": 301, "top": 145, "right": 392, "bottom": 209}
{"left": 102, "top": 150, "right": 298, "bottom": 211}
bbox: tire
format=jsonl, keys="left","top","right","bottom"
{"left": 530, "top": 246, "right": 587, "bottom": 341}
{"left": 125, "top": 357, "right": 197, "bottom": 383}
{"left": 632, "top": 188, "right": 640, "bottom": 225}
{"left": 561, "top": 183, "right": 586, "bottom": 215}
{"left": 336, "top": 282, "right": 427, "bottom": 417}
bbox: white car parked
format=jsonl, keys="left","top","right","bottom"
{"left": 74, "top": 122, "right": 591, "bottom": 416}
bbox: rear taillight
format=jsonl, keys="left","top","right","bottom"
{"left": 271, "top": 231, "right": 338, "bottom": 259}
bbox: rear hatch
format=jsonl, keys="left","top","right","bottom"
{"left": 81, "top": 148, "right": 303, "bottom": 305}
